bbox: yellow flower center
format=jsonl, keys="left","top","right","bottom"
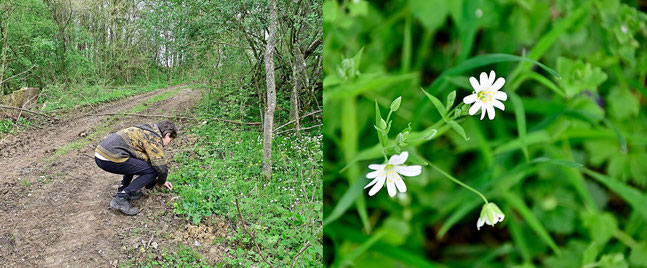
{"left": 477, "top": 89, "right": 493, "bottom": 103}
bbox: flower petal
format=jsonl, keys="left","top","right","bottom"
{"left": 485, "top": 208, "right": 494, "bottom": 225}
{"left": 386, "top": 174, "right": 396, "bottom": 197}
{"left": 391, "top": 172, "right": 407, "bottom": 193}
{"left": 489, "top": 70, "right": 496, "bottom": 87}
{"left": 368, "top": 164, "right": 385, "bottom": 171}
{"left": 494, "top": 91, "right": 507, "bottom": 101}
{"left": 487, "top": 104, "right": 495, "bottom": 120}
{"left": 477, "top": 216, "right": 485, "bottom": 230}
{"left": 469, "top": 101, "right": 482, "bottom": 115}
{"left": 463, "top": 94, "right": 477, "bottom": 104}
{"left": 364, "top": 177, "right": 379, "bottom": 189}
{"left": 368, "top": 176, "right": 386, "bottom": 196}
{"left": 469, "top": 77, "right": 480, "bottom": 92}
{"left": 395, "top": 165, "right": 421, "bottom": 176}
{"left": 491, "top": 77, "right": 505, "bottom": 91}
{"left": 388, "top": 151, "right": 409, "bottom": 165}
{"left": 480, "top": 104, "right": 487, "bottom": 120}
{"left": 480, "top": 72, "right": 489, "bottom": 88}
{"left": 491, "top": 99, "right": 505, "bottom": 111}
{"left": 366, "top": 170, "right": 381, "bottom": 178}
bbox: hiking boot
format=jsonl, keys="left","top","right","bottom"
{"left": 110, "top": 196, "right": 140, "bottom": 216}
{"left": 128, "top": 190, "right": 144, "bottom": 200}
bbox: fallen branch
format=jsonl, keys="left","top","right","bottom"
{"left": 0, "top": 65, "right": 34, "bottom": 85}
{"left": 16, "top": 93, "right": 41, "bottom": 122}
{"left": 234, "top": 186, "right": 274, "bottom": 268}
{"left": 273, "top": 109, "right": 321, "bottom": 133}
{"left": 291, "top": 240, "right": 311, "bottom": 268}
{"left": 87, "top": 112, "right": 262, "bottom": 125}
{"left": 0, "top": 105, "right": 53, "bottom": 118}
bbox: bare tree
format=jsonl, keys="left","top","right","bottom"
{"left": 262, "top": 0, "right": 278, "bottom": 179}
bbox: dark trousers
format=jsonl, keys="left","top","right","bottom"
{"left": 95, "top": 157, "right": 157, "bottom": 198}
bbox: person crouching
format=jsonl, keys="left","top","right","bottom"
{"left": 94, "top": 120, "right": 176, "bottom": 215}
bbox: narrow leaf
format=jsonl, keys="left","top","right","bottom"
{"left": 323, "top": 175, "right": 366, "bottom": 226}
{"left": 503, "top": 192, "right": 562, "bottom": 255}
{"left": 437, "top": 199, "right": 480, "bottom": 238}
{"left": 582, "top": 168, "right": 647, "bottom": 221}
{"left": 446, "top": 90, "right": 456, "bottom": 110}
{"left": 447, "top": 120, "right": 469, "bottom": 141}
{"left": 509, "top": 92, "right": 529, "bottom": 161}
{"left": 420, "top": 88, "right": 447, "bottom": 120}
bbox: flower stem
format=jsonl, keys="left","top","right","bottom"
{"left": 429, "top": 162, "right": 489, "bottom": 204}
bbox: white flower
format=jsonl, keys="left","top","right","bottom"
{"left": 364, "top": 151, "right": 422, "bottom": 197}
{"left": 477, "top": 202, "right": 505, "bottom": 230}
{"left": 463, "top": 70, "right": 507, "bottom": 120}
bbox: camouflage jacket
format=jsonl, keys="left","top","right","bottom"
{"left": 95, "top": 123, "right": 169, "bottom": 184}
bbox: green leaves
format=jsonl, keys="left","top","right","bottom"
{"left": 421, "top": 88, "right": 448, "bottom": 120}
{"left": 556, "top": 57, "right": 608, "bottom": 97}
{"left": 503, "top": 192, "right": 561, "bottom": 255}
{"left": 580, "top": 211, "right": 618, "bottom": 245}
{"left": 582, "top": 168, "right": 647, "bottom": 221}
{"left": 410, "top": 0, "right": 448, "bottom": 32}
{"left": 421, "top": 88, "right": 469, "bottom": 140}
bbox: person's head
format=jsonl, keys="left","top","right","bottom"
{"left": 157, "top": 120, "right": 178, "bottom": 146}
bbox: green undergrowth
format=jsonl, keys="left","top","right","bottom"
{"left": 0, "top": 80, "right": 187, "bottom": 138}
{"left": 39, "top": 79, "right": 185, "bottom": 112}
{"left": 50, "top": 85, "right": 188, "bottom": 159}
{"left": 126, "top": 245, "right": 217, "bottom": 268}
{"left": 166, "top": 97, "right": 323, "bottom": 266}
{"left": 0, "top": 117, "right": 31, "bottom": 135}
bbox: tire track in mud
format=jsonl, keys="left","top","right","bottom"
{"left": 0, "top": 84, "right": 208, "bottom": 267}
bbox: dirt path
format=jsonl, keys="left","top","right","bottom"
{"left": 0, "top": 84, "right": 228, "bottom": 267}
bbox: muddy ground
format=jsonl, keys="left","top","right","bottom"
{"left": 0, "top": 84, "right": 231, "bottom": 267}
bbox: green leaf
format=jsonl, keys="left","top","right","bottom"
{"left": 323, "top": 1, "right": 338, "bottom": 22}
{"left": 340, "top": 230, "right": 387, "bottom": 266}
{"left": 409, "top": 0, "right": 448, "bottom": 32}
{"left": 582, "top": 242, "right": 602, "bottom": 266}
{"left": 556, "top": 57, "right": 608, "bottom": 97}
{"left": 420, "top": 88, "right": 447, "bottom": 120}
{"left": 330, "top": 225, "right": 444, "bottom": 268}
{"left": 509, "top": 92, "right": 528, "bottom": 161}
{"left": 390, "top": 96, "right": 402, "bottom": 112}
{"left": 599, "top": 253, "right": 628, "bottom": 268}
{"left": 323, "top": 176, "right": 366, "bottom": 227}
{"left": 348, "top": 0, "right": 368, "bottom": 17}
{"left": 580, "top": 211, "right": 618, "bottom": 245}
{"left": 324, "top": 72, "right": 418, "bottom": 103}
{"left": 380, "top": 217, "right": 411, "bottom": 246}
{"left": 629, "top": 242, "right": 647, "bottom": 267}
{"left": 426, "top": 54, "right": 560, "bottom": 95}
{"left": 510, "top": 71, "right": 566, "bottom": 97}
{"left": 503, "top": 192, "right": 561, "bottom": 255}
{"left": 507, "top": 0, "right": 593, "bottom": 82}
{"left": 352, "top": 47, "right": 365, "bottom": 73}
{"left": 582, "top": 168, "right": 647, "bottom": 222}
{"left": 446, "top": 120, "right": 469, "bottom": 141}
{"left": 493, "top": 131, "right": 551, "bottom": 154}
{"left": 608, "top": 87, "right": 639, "bottom": 119}
{"left": 375, "top": 101, "right": 382, "bottom": 127}
{"left": 437, "top": 199, "right": 480, "bottom": 238}
{"left": 446, "top": 90, "right": 456, "bottom": 110}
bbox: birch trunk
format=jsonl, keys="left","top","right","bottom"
{"left": 262, "top": 0, "right": 278, "bottom": 179}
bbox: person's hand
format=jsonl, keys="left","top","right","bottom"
{"left": 163, "top": 181, "right": 173, "bottom": 190}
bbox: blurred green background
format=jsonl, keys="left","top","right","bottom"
{"left": 323, "top": 0, "right": 647, "bottom": 267}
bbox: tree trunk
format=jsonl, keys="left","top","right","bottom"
{"left": 290, "top": 48, "right": 303, "bottom": 137}
{"left": 262, "top": 0, "right": 278, "bottom": 179}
